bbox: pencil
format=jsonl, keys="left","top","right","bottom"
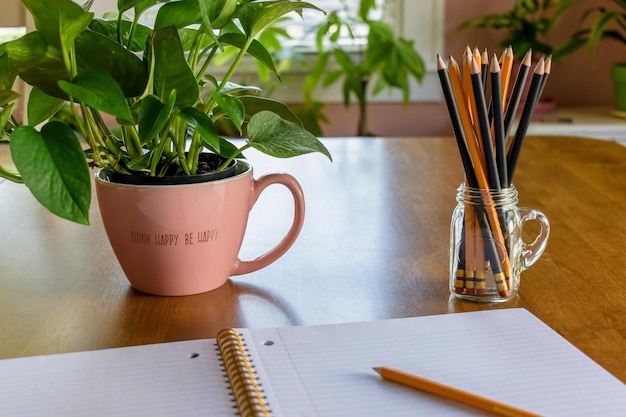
{"left": 490, "top": 54, "right": 508, "bottom": 188}
{"left": 436, "top": 55, "right": 476, "bottom": 290}
{"left": 436, "top": 55, "right": 476, "bottom": 187}
{"left": 373, "top": 367, "right": 541, "bottom": 417}
{"left": 506, "top": 57, "right": 545, "bottom": 185}
{"left": 463, "top": 210, "right": 475, "bottom": 293}
{"left": 500, "top": 46, "right": 514, "bottom": 109}
{"left": 479, "top": 47, "right": 488, "bottom": 88}
{"left": 448, "top": 56, "right": 487, "bottom": 185}
{"left": 464, "top": 49, "right": 481, "bottom": 142}
{"left": 504, "top": 49, "right": 532, "bottom": 139}
{"left": 470, "top": 58, "right": 500, "bottom": 191}
{"left": 536, "top": 55, "right": 551, "bottom": 106}
{"left": 448, "top": 56, "right": 512, "bottom": 296}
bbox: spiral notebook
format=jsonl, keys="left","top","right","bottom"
{"left": 1, "top": 308, "right": 625, "bottom": 416}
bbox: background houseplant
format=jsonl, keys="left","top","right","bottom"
{"left": 293, "top": 0, "right": 425, "bottom": 136}
{"left": 0, "top": 0, "right": 331, "bottom": 225}
{"left": 578, "top": 0, "right": 626, "bottom": 112}
{"left": 458, "top": 0, "right": 585, "bottom": 61}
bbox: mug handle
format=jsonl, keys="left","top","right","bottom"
{"left": 231, "top": 173, "right": 305, "bottom": 276}
{"left": 518, "top": 207, "right": 550, "bottom": 270}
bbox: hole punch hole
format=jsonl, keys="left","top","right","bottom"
{"left": 188, "top": 352, "right": 200, "bottom": 358}
{"left": 262, "top": 340, "right": 274, "bottom": 346}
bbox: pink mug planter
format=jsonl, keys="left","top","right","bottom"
{"left": 94, "top": 160, "right": 304, "bottom": 296}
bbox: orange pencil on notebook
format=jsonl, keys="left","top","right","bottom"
{"left": 374, "top": 366, "right": 542, "bottom": 417}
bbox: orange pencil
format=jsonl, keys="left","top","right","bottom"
{"left": 463, "top": 207, "right": 476, "bottom": 294}
{"left": 374, "top": 367, "right": 541, "bottom": 417}
{"left": 500, "top": 46, "right": 514, "bottom": 109}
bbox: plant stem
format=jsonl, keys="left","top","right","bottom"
{"left": 124, "top": 126, "right": 143, "bottom": 161}
{"left": 209, "top": 36, "right": 255, "bottom": 112}
{"left": 218, "top": 143, "right": 250, "bottom": 171}
{"left": 0, "top": 164, "right": 23, "bottom": 183}
{"left": 196, "top": 45, "right": 218, "bottom": 82}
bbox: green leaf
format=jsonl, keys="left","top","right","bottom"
{"left": 76, "top": 31, "right": 149, "bottom": 98}
{"left": 210, "top": 91, "right": 244, "bottom": 133}
{"left": 154, "top": 0, "right": 201, "bottom": 29}
{"left": 134, "top": 0, "right": 158, "bottom": 14}
{"left": 303, "top": 52, "right": 328, "bottom": 100}
{"left": 238, "top": 1, "right": 323, "bottom": 38}
{"left": 215, "top": 137, "right": 243, "bottom": 159}
{"left": 218, "top": 81, "right": 262, "bottom": 96}
{"left": 22, "top": 0, "right": 94, "bottom": 53}
{"left": 394, "top": 38, "right": 425, "bottom": 81}
{"left": 89, "top": 18, "right": 151, "bottom": 52}
{"left": 150, "top": 26, "right": 199, "bottom": 108}
{"left": 246, "top": 111, "right": 331, "bottom": 161}
{"left": 239, "top": 96, "right": 301, "bottom": 125}
{"left": 6, "top": 30, "right": 149, "bottom": 99}
{"left": 126, "top": 151, "right": 152, "bottom": 171}
{"left": 118, "top": 0, "right": 152, "bottom": 14}
{"left": 6, "top": 32, "right": 70, "bottom": 98}
{"left": 0, "top": 90, "right": 19, "bottom": 108}
{"left": 27, "top": 88, "right": 65, "bottom": 127}
{"left": 58, "top": 69, "right": 134, "bottom": 122}
{"left": 0, "top": 46, "right": 17, "bottom": 91}
{"left": 0, "top": 103, "right": 15, "bottom": 132}
{"left": 201, "top": 0, "right": 237, "bottom": 29}
{"left": 10, "top": 122, "right": 91, "bottom": 225}
{"left": 178, "top": 106, "right": 221, "bottom": 151}
{"left": 138, "top": 93, "right": 175, "bottom": 144}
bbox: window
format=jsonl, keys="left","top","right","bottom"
{"left": 281, "top": 0, "right": 385, "bottom": 52}
{"left": 269, "top": 0, "right": 444, "bottom": 103}
{"left": 16, "top": 0, "right": 444, "bottom": 103}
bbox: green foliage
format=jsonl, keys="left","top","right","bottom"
{"left": 299, "top": 0, "right": 425, "bottom": 136}
{"left": 579, "top": 0, "right": 626, "bottom": 56}
{"left": 0, "top": 0, "right": 331, "bottom": 224}
{"left": 459, "top": 0, "right": 586, "bottom": 61}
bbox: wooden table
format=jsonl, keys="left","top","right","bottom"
{"left": 1, "top": 136, "right": 625, "bottom": 383}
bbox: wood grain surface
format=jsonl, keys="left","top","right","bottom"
{"left": 1, "top": 136, "right": 625, "bottom": 382}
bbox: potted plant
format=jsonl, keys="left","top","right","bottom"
{"left": 294, "top": 0, "right": 425, "bottom": 136}
{"left": 578, "top": 0, "right": 626, "bottom": 112}
{"left": 458, "top": 0, "right": 585, "bottom": 61}
{"left": 458, "top": 0, "right": 586, "bottom": 113}
{"left": 0, "top": 0, "right": 332, "bottom": 296}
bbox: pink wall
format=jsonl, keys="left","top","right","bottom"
{"left": 316, "top": 0, "right": 618, "bottom": 137}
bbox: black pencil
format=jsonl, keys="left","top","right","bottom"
{"left": 504, "top": 50, "right": 532, "bottom": 139}
{"left": 470, "top": 59, "right": 501, "bottom": 190}
{"left": 506, "top": 57, "right": 545, "bottom": 185}
{"left": 490, "top": 55, "right": 508, "bottom": 189}
{"left": 436, "top": 55, "right": 478, "bottom": 188}
{"left": 480, "top": 48, "right": 489, "bottom": 89}
{"left": 536, "top": 55, "right": 551, "bottom": 106}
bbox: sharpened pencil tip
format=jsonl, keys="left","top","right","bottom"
{"left": 490, "top": 54, "right": 501, "bottom": 72}
{"left": 522, "top": 49, "right": 533, "bottom": 66}
{"left": 373, "top": 367, "right": 382, "bottom": 374}
{"left": 437, "top": 54, "right": 446, "bottom": 70}
{"left": 470, "top": 57, "right": 481, "bottom": 75}
{"left": 544, "top": 55, "right": 552, "bottom": 74}
{"left": 533, "top": 57, "right": 545, "bottom": 74}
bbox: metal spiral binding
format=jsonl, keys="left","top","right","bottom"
{"left": 216, "top": 328, "right": 271, "bottom": 417}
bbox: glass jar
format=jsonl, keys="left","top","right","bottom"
{"left": 449, "top": 184, "right": 550, "bottom": 302}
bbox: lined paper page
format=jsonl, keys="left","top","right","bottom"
{"left": 247, "top": 309, "right": 626, "bottom": 417}
{"left": 0, "top": 340, "right": 237, "bottom": 416}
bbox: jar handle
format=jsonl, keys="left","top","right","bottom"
{"left": 518, "top": 207, "right": 550, "bottom": 270}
